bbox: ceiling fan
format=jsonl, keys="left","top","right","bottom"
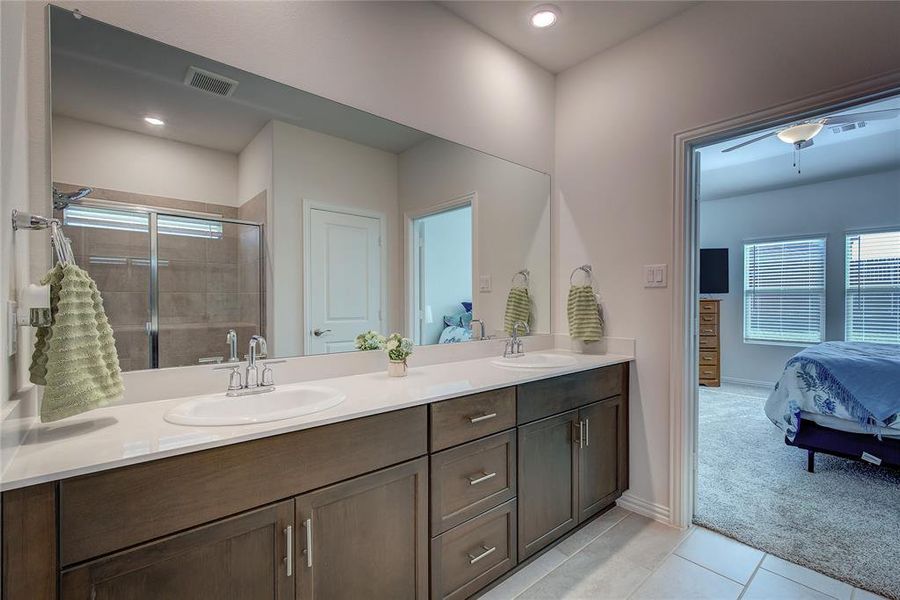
{"left": 720, "top": 107, "right": 900, "bottom": 173}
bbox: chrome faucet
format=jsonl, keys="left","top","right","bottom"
{"left": 470, "top": 319, "right": 487, "bottom": 341}
{"left": 225, "top": 329, "right": 239, "bottom": 363}
{"left": 215, "top": 335, "right": 284, "bottom": 397}
{"left": 504, "top": 321, "right": 530, "bottom": 358}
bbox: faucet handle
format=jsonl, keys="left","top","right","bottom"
{"left": 214, "top": 364, "right": 243, "bottom": 391}
{"left": 260, "top": 360, "right": 284, "bottom": 387}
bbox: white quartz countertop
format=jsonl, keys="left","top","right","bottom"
{"left": 1, "top": 351, "right": 632, "bottom": 491}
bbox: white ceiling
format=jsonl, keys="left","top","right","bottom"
{"left": 698, "top": 96, "right": 900, "bottom": 201}
{"left": 439, "top": 1, "right": 697, "bottom": 73}
{"left": 50, "top": 7, "right": 431, "bottom": 155}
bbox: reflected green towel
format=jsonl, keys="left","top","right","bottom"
{"left": 504, "top": 286, "right": 532, "bottom": 335}
{"left": 30, "top": 264, "right": 123, "bottom": 422}
{"left": 567, "top": 285, "right": 603, "bottom": 342}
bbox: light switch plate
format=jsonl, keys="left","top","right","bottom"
{"left": 644, "top": 264, "right": 668, "bottom": 288}
{"left": 479, "top": 275, "right": 492, "bottom": 293}
{"left": 7, "top": 300, "right": 17, "bottom": 357}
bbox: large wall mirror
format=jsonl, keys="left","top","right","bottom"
{"left": 49, "top": 6, "right": 551, "bottom": 371}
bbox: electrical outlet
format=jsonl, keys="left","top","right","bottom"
{"left": 643, "top": 264, "right": 668, "bottom": 288}
{"left": 7, "top": 300, "right": 18, "bottom": 357}
{"left": 479, "top": 275, "right": 492, "bottom": 293}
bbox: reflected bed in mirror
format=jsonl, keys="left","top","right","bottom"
{"left": 49, "top": 6, "right": 550, "bottom": 370}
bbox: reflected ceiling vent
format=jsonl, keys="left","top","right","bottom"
{"left": 183, "top": 66, "right": 238, "bottom": 97}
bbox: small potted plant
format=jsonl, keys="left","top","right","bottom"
{"left": 355, "top": 330, "right": 386, "bottom": 352}
{"left": 384, "top": 333, "right": 414, "bottom": 377}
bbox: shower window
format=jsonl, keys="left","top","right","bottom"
{"left": 64, "top": 205, "right": 224, "bottom": 239}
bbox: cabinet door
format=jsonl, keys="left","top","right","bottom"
{"left": 578, "top": 395, "right": 628, "bottom": 522}
{"left": 295, "top": 457, "right": 428, "bottom": 600}
{"left": 60, "top": 501, "right": 293, "bottom": 600}
{"left": 517, "top": 410, "right": 579, "bottom": 560}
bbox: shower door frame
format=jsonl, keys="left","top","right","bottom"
{"left": 60, "top": 198, "right": 265, "bottom": 369}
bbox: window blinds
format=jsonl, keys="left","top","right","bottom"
{"left": 846, "top": 230, "right": 900, "bottom": 343}
{"left": 743, "top": 238, "right": 826, "bottom": 344}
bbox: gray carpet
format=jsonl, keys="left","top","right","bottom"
{"left": 694, "top": 383, "right": 900, "bottom": 600}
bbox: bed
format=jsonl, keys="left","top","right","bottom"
{"left": 438, "top": 302, "right": 473, "bottom": 344}
{"left": 764, "top": 341, "right": 900, "bottom": 472}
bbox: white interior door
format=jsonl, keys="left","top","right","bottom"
{"left": 307, "top": 208, "right": 382, "bottom": 354}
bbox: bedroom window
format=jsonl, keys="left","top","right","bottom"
{"left": 743, "top": 237, "right": 826, "bottom": 345}
{"left": 846, "top": 230, "right": 900, "bottom": 343}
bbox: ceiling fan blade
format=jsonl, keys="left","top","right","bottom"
{"left": 822, "top": 108, "right": 900, "bottom": 125}
{"left": 720, "top": 130, "right": 778, "bottom": 153}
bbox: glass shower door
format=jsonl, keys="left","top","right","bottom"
{"left": 156, "top": 214, "right": 263, "bottom": 368}
{"left": 58, "top": 204, "right": 153, "bottom": 371}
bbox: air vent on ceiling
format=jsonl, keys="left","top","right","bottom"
{"left": 183, "top": 66, "right": 238, "bottom": 97}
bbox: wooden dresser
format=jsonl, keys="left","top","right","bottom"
{"left": 699, "top": 299, "right": 720, "bottom": 387}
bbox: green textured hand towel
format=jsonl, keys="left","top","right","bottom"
{"left": 30, "top": 264, "right": 123, "bottom": 422}
{"left": 504, "top": 286, "right": 532, "bottom": 335}
{"left": 567, "top": 285, "right": 603, "bottom": 342}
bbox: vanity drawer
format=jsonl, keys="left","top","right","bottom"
{"left": 699, "top": 335, "right": 719, "bottom": 349}
{"left": 59, "top": 406, "right": 427, "bottom": 566}
{"left": 430, "top": 388, "right": 516, "bottom": 452}
{"left": 699, "top": 323, "right": 718, "bottom": 336}
{"left": 699, "top": 351, "right": 719, "bottom": 365}
{"left": 517, "top": 364, "right": 624, "bottom": 424}
{"left": 430, "top": 500, "right": 517, "bottom": 600}
{"left": 431, "top": 430, "right": 516, "bottom": 535}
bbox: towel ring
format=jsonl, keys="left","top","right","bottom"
{"left": 569, "top": 264, "right": 593, "bottom": 285}
{"left": 512, "top": 269, "right": 530, "bottom": 287}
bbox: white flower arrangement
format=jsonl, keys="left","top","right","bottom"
{"left": 355, "top": 330, "right": 386, "bottom": 351}
{"left": 384, "top": 333, "right": 414, "bottom": 362}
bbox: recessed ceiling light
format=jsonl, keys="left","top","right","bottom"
{"left": 143, "top": 116, "right": 165, "bottom": 126}
{"left": 531, "top": 5, "right": 559, "bottom": 28}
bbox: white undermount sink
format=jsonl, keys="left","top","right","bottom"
{"left": 164, "top": 385, "right": 346, "bottom": 426}
{"left": 491, "top": 353, "right": 578, "bottom": 369}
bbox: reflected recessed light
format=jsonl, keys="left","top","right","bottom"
{"left": 144, "top": 116, "right": 165, "bottom": 126}
{"left": 531, "top": 5, "right": 559, "bottom": 28}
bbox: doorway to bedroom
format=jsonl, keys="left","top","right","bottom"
{"left": 408, "top": 202, "right": 473, "bottom": 345}
{"left": 689, "top": 91, "right": 900, "bottom": 599}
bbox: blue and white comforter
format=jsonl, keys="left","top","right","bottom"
{"left": 765, "top": 342, "right": 900, "bottom": 441}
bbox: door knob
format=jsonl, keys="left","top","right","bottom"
{"left": 313, "top": 328, "right": 332, "bottom": 337}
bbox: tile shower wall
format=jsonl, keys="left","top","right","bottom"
{"left": 55, "top": 183, "right": 264, "bottom": 371}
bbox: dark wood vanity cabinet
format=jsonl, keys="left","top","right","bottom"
{"left": 517, "top": 364, "right": 629, "bottom": 560}
{"left": 61, "top": 501, "right": 295, "bottom": 600}
{"left": 1, "top": 363, "right": 629, "bottom": 600}
{"left": 295, "top": 458, "right": 429, "bottom": 600}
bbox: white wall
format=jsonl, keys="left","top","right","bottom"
{"left": 555, "top": 1, "right": 900, "bottom": 515}
{"left": 399, "top": 138, "right": 551, "bottom": 338}
{"left": 420, "top": 206, "right": 473, "bottom": 345}
{"left": 53, "top": 115, "right": 238, "bottom": 205}
{"left": 270, "top": 121, "right": 399, "bottom": 357}
{"left": 700, "top": 169, "right": 900, "bottom": 385}
{"left": 53, "top": 0, "right": 555, "bottom": 175}
{"left": 237, "top": 122, "right": 273, "bottom": 206}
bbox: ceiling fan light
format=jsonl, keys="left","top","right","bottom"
{"left": 776, "top": 122, "right": 824, "bottom": 145}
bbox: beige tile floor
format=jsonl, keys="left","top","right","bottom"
{"left": 479, "top": 508, "right": 887, "bottom": 600}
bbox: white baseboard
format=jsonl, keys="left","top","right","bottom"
{"left": 616, "top": 491, "right": 672, "bottom": 525}
{"left": 720, "top": 376, "right": 774, "bottom": 389}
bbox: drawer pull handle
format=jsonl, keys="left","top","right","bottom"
{"left": 468, "top": 471, "right": 497, "bottom": 485}
{"left": 303, "top": 518, "right": 313, "bottom": 568}
{"left": 284, "top": 526, "right": 293, "bottom": 577}
{"left": 469, "top": 412, "right": 497, "bottom": 424}
{"left": 584, "top": 418, "right": 590, "bottom": 447}
{"left": 467, "top": 544, "right": 497, "bottom": 564}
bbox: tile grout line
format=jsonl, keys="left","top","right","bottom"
{"left": 624, "top": 525, "right": 699, "bottom": 600}
{"left": 756, "top": 563, "right": 846, "bottom": 600}
{"left": 671, "top": 550, "right": 761, "bottom": 587}
{"left": 509, "top": 510, "right": 637, "bottom": 600}
{"left": 736, "top": 553, "right": 768, "bottom": 600}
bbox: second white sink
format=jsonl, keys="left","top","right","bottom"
{"left": 164, "top": 385, "right": 346, "bottom": 426}
{"left": 491, "top": 353, "right": 578, "bottom": 370}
